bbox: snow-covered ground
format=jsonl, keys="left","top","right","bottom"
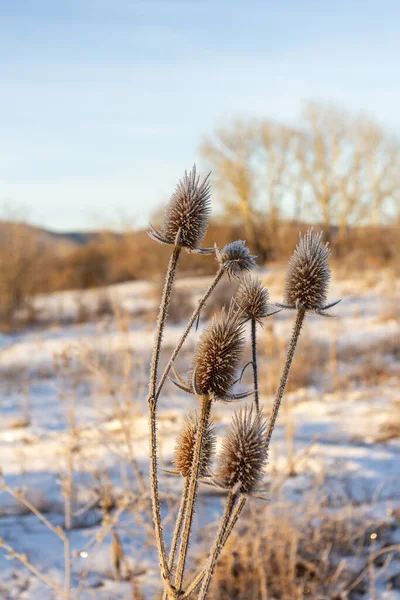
{"left": 0, "top": 269, "right": 399, "bottom": 599}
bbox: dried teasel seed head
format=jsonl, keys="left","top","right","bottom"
{"left": 148, "top": 165, "right": 212, "bottom": 253}
{"left": 235, "top": 274, "right": 270, "bottom": 323}
{"left": 216, "top": 240, "right": 257, "bottom": 279}
{"left": 216, "top": 406, "right": 268, "bottom": 494}
{"left": 283, "top": 228, "right": 331, "bottom": 312}
{"left": 192, "top": 304, "right": 245, "bottom": 400}
{"left": 174, "top": 412, "right": 216, "bottom": 477}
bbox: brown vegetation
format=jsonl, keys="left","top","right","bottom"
{"left": 1, "top": 217, "right": 398, "bottom": 331}
{"left": 200, "top": 489, "right": 400, "bottom": 600}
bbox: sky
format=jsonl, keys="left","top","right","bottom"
{"left": 1, "top": 0, "right": 400, "bottom": 231}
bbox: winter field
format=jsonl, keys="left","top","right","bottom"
{"left": 0, "top": 267, "right": 399, "bottom": 600}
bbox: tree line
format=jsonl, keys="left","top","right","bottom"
{"left": 200, "top": 102, "right": 400, "bottom": 255}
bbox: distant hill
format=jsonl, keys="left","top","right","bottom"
{"left": 0, "top": 221, "right": 121, "bottom": 255}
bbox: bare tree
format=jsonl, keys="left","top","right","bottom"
{"left": 200, "top": 121, "right": 260, "bottom": 251}
{"left": 201, "top": 104, "right": 400, "bottom": 254}
{"left": 295, "top": 103, "right": 400, "bottom": 240}
{"left": 259, "top": 121, "right": 300, "bottom": 219}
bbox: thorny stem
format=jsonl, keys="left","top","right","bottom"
{"left": 180, "top": 569, "right": 206, "bottom": 598}
{"left": 148, "top": 245, "right": 181, "bottom": 593}
{"left": 222, "top": 495, "right": 246, "bottom": 545}
{"left": 198, "top": 492, "right": 238, "bottom": 600}
{"left": 168, "top": 478, "right": 190, "bottom": 571}
{"left": 174, "top": 396, "right": 212, "bottom": 592}
{"left": 265, "top": 308, "right": 306, "bottom": 447}
{"left": 155, "top": 267, "right": 224, "bottom": 401}
{"left": 162, "top": 479, "right": 190, "bottom": 600}
{"left": 251, "top": 318, "right": 259, "bottom": 412}
{"left": 180, "top": 495, "right": 247, "bottom": 598}
{"left": 149, "top": 406, "right": 174, "bottom": 594}
{"left": 149, "top": 245, "right": 181, "bottom": 403}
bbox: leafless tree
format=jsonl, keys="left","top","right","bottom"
{"left": 201, "top": 103, "right": 400, "bottom": 250}
{"left": 295, "top": 103, "right": 400, "bottom": 240}
{"left": 200, "top": 121, "right": 260, "bottom": 252}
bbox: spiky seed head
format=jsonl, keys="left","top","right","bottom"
{"left": 216, "top": 406, "right": 268, "bottom": 494}
{"left": 216, "top": 240, "right": 257, "bottom": 279}
{"left": 149, "top": 166, "right": 211, "bottom": 251}
{"left": 235, "top": 274, "right": 270, "bottom": 323}
{"left": 174, "top": 412, "right": 216, "bottom": 477}
{"left": 283, "top": 229, "right": 331, "bottom": 311}
{"left": 192, "top": 305, "right": 245, "bottom": 400}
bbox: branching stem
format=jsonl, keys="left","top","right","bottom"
{"left": 222, "top": 495, "right": 247, "bottom": 545}
{"left": 181, "top": 494, "right": 247, "bottom": 598}
{"left": 162, "top": 478, "right": 190, "bottom": 600}
{"left": 148, "top": 245, "right": 181, "bottom": 593}
{"left": 174, "top": 395, "right": 212, "bottom": 592}
{"left": 198, "top": 491, "right": 238, "bottom": 600}
{"left": 155, "top": 267, "right": 224, "bottom": 401}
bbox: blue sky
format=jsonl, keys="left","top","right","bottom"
{"left": 1, "top": 0, "right": 400, "bottom": 231}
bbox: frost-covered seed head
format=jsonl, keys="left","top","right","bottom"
{"left": 216, "top": 406, "right": 268, "bottom": 494}
{"left": 192, "top": 306, "right": 245, "bottom": 400}
{"left": 149, "top": 165, "right": 211, "bottom": 251}
{"left": 235, "top": 274, "right": 270, "bottom": 323}
{"left": 283, "top": 229, "right": 331, "bottom": 311}
{"left": 174, "top": 412, "right": 216, "bottom": 477}
{"left": 216, "top": 240, "right": 257, "bottom": 279}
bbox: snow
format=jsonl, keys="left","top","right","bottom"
{"left": 0, "top": 268, "right": 399, "bottom": 598}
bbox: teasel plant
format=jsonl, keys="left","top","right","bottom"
{"left": 147, "top": 165, "right": 213, "bottom": 596}
{"left": 147, "top": 167, "right": 339, "bottom": 599}
{"left": 198, "top": 406, "right": 268, "bottom": 599}
{"left": 234, "top": 274, "right": 280, "bottom": 413}
{"left": 266, "top": 228, "right": 341, "bottom": 446}
{"left": 166, "top": 413, "right": 216, "bottom": 577}
{"left": 154, "top": 239, "right": 257, "bottom": 402}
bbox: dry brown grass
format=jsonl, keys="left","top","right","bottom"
{"left": 378, "top": 296, "right": 400, "bottom": 323}
{"left": 259, "top": 324, "right": 330, "bottom": 395}
{"left": 377, "top": 399, "right": 400, "bottom": 442}
{"left": 339, "top": 332, "right": 399, "bottom": 387}
{"left": 0, "top": 222, "right": 45, "bottom": 329}
{"left": 195, "top": 489, "right": 398, "bottom": 600}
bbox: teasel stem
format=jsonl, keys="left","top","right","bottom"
{"left": 155, "top": 266, "right": 225, "bottom": 401}
{"left": 251, "top": 317, "right": 260, "bottom": 413}
{"left": 180, "top": 569, "right": 207, "bottom": 599}
{"left": 222, "top": 495, "right": 246, "bottom": 544}
{"left": 168, "top": 478, "right": 189, "bottom": 571}
{"left": 148, "top": 245, "right": 181, "bottom": 594}
{"left": 265, "top": 307, "right": 306, "bottom": 447}
{"left": 150, "top": 245, "right": 181, "bottom": 402}
{"left": 162, "top": 478, "right": 190, "bottom": 600}
{"left": 181, "top": 494, "right": 247, "bottom": 597}
{"left": 198, "top": 491, "right": 239, "bottom": 600}
{"left": 175, "top": 395, "right": 213, "bottom": 592}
